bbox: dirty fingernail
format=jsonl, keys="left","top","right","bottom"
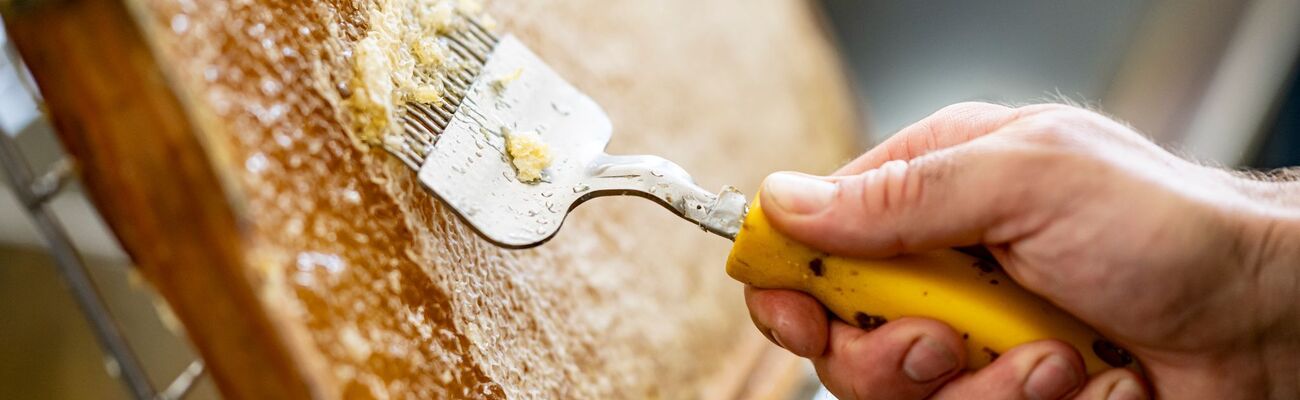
{"left": 771, "top": 329, "right": 789, "bottom": 350}
{"left": 1024, "top": 355, "right": 1082, "bottom": 400}
{"left": 903, "top": 335, "right": 958, "bottom": 382}
{"left": 1107, "top": 378, "right": 1146, "bottom": 400}
{"left": 763, "top": 173, "right": 835, "bottom": 215}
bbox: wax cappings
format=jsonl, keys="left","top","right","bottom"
{"left": 141, "top": 0, "right": 854, "bottom": 396}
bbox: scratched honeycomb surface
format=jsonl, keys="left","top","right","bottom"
{"left": 136, "top": 0, "right": 856, "bottom": 398}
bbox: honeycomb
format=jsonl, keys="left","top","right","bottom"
{"left": 133, "top": 0, "right": 857, "bottom": 398}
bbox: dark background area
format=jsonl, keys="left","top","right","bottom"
{"left": 819, "top": 0, "right": 1299, "bottom": 169}
{"left": 1252, "top": 66, "right": 1300, "bottom": 168}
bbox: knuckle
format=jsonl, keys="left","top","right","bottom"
{"left": 881, "top": 160, "right": 918, "bottom": 215}
{"left": 1015, "top": 113, "right": 1087, "bottom": 149}
{"left": 892, "top": 317, "right": 955, "bottom": 336}
{"left": 1017, "top": 102, "right": 1080, "bottom": 116}
{"left": 937, "top": 101, "right": 1007, "bottom": 117}
{"left": 930, "top": 101, "right": 1012, "bottom": 139}
{"left": 1014, "top": 339, "right": 1082, "bottom": 362}
{"left": 907, "top": 156, "right": 947, "bottom": 208}
{"left": 901, "top": 126, "right": 938, "bottom": 159}
{"left": 846, "top": 159, "right": 925, "bottom": 251}
{"left": 1010, "top": 105, "right": 1126, "bottom": 154}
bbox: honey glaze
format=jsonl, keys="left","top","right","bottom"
{"left": 137, "top": 0, "right": 857, "bottom": 397}
{"left": 141, "top": 0, "right": 733, "bottom": 396}
{"left": 144, "top": 0, "right": 509, "bottom": 397}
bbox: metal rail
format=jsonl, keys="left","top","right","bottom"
{"left": 0, "top": 131, "right": 206, "bottom": 399}
{"left": 2, "top": 16, "right": 206, "bottom": 398}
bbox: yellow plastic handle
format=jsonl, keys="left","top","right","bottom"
{"left": 726, "top": 200, "right": 1135, "bottom": 374}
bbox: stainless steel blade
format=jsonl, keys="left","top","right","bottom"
{"left": 416, "top": 36, "right": 747, "bottom": 248}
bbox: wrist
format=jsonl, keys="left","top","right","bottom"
{"left": 1242, "top": 210, "right": 1300, "bottom": 399}
{"left": 1241, "top": 202, "right": 1300, "bottom": 328}
{"left": 1218, "top": 166, "right": 1300, "bottom": 209}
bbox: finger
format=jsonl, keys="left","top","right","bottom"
{"left": 929, "top": 340, "right": 1086, "bottom": 400}
{"left": 1071, "top": 369, "right": 1148, "bottom": 400}
{"left": 813, "top": 318, "right": 966, "bottom": 400}
{"left": 761, "top": 136, "right": 1059, "bottom": 258}
{"left": 743, "top": 286, "right": 829, "bottom": 357}
{"left": 833, "top": 102, "right": 1021, "bottom": 176}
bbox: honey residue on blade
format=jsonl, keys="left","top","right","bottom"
{"left": 345, "top": 0, "right": 487, "bottom": 144}
{"left": 504, "top": 129, "right": 551, "bottom": 182}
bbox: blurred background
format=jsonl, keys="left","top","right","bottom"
{"left": 822, "top": 0, "right": 1299, "bottom": 168}
{"left": 2, "top": 0, "right": 1297, "bottom": 398}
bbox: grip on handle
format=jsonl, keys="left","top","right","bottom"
{"left": 725, "top": 200, "right": 1134, "bottom": 374}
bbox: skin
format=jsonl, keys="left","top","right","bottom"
{"left": 745, "top": 102, "right": 1300, "bottom": 399}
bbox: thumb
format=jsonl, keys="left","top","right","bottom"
{"left": 759, "top": 143, "right": 1046, "bottom": 258}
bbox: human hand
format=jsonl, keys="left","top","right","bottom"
{"left": 744, "top": 103, "right": 1300, "bottom": 399}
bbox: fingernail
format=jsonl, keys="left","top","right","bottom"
{"left": 771, "top": 329, "right": 789, "bottom": 350}
{"left": 763, "top": 173, "right": 836, "bottom": 215}
{"left": 1024, "top": 355, "right": 1082, "bottom": 400}
{"left": 903, "top": 336, "right": 958, "bottom": 382}
{"left": 1106, "top": 378, "right": 1145, "bottom": 400}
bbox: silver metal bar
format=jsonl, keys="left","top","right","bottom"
{"left": 0, "top": 132, "right": 158, "bottom": 399}
{"left": 26, "top": 156, "right": 73, "bottom": 207}
{"left": 154, "top": 360, "right": 205, "bottom": 400}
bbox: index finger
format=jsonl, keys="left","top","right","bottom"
{"left": 834, "top": 102, "right": 1021, "bottom": 176}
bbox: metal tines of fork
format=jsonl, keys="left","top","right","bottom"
{"left": 386, "top": 15, "right": 501, "bottom": 169}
